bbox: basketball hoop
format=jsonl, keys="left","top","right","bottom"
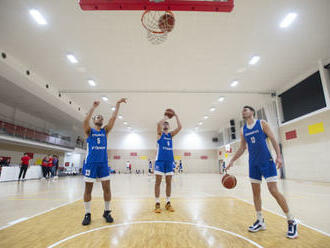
{"left": 141, "top": 10, "right": 175, "bottom": 45}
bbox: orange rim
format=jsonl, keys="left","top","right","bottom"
{"left": 141, "top": 10, "right": 174, "bottom": 34}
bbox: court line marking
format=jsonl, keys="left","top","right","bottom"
{"left": 234, "top": 197, "right": 330, "bottom": 237}
{"left": 48, "top": 220, "right": 264, "bottom": 248}
{"left": 0, "top": 198, "right": 81, "bottom": 231}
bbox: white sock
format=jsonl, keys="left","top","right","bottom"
{"left": 104, "top": 201, "right": 111, "bottom": 211}
{"left": 285, "top": 212, "right": 294, "bottom": 221}
{"left": 155, "top": 197, "right": 160, "bottom": 204}
{"left": 256, "top": 211, "right": 263, "bottom": 222}
{"left": 166, "top": 197, "right": 171, "bottom": 203}
{"left": 84, "top": 201, "right": 91, "bottom": 214}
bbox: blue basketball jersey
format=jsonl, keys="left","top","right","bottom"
{"left": 156, "top": 133, "right": 174, "bottom": 161}
{"left": 86, "top": 128, "right": 108, "bottom": 163}
{"left": 243, "top": 120, "right": 273, "bottom": 165}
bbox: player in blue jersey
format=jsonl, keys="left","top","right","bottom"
{"left": 154, "top": 111, "right": 182, "bottom": 213}
{"left": 148, "top": 160, "right": 153, "bottom": 175}
{"left": 226, "top": 106, "right": 298, "bottom": 239}
{"left": 81, "top": 98, "right": 127, "bottom": 225}
{"left": 179, "top": 160, "right": 183, "bottom": 173}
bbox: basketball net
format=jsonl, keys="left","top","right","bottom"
{"left": 141, "top": 10, "right": 175, "bottom": 45}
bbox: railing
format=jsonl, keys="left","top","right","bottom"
{"left": 0, "top": 119, "right": 74, "bottom": 148}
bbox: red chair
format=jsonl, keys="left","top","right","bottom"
{"left": 15, "top": 126, "right": 26, "bottom": 138}
{"left": 26, "top": 128, "right": 35, "bottom": 139}
{"left": 34, "top": 131, "right": 42, "bottom": 141}
{"left": 3, "top": 122, "right": 16, "bottom": 135}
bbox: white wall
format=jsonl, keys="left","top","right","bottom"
{"left": 64, "top": 148, "right": 86, "bottom": 169}
{"left": 107, "top": 130, "right": 219, "bottom": 173}
{"left": 108, "top": 130, "right": 219, "bottom": 150}
{"left": 279, "top": 109, "right": 330, "bottom": 182}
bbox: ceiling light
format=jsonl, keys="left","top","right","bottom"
{"left": 280, "top": 13, "right": 297, "bottom": 28}
{"left": 230, "top": 80, "right": 239, "bottom": 87}
{"left": 198, "top": 122, "right": 203, "bottom": 126}
{"left": 102, "top": 96, "right": 108, "bottom": 102}
{"left": 66, "top": 54, "right": 78, "bottom": 64}
{"left": 111, "top": 107, "right": 116, "bottom": 111}
{"left": 88, "top": 80, "right": 96, "bottom": 87}
{"left": 209, "top": 107, "right": 216, "bottom": 112}
{"left": 29, "top": 9, "right": 47, "bottom": 25}
{"left": 118, "top": 115, "right": 123, "bottom": 119}
{"left": 123, "top": 122, "right": 128, "bottom": 125}
{"left": 249, "top": 56, "right": 260, "bottom": 65}
{"left": 218, "top": 97, "right": 224, "bottom": 102}
{"left": 203, "top": 116, "right": 209, "bottom": 120}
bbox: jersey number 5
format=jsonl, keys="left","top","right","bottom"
{"left": 97, "top": 138, "right": 101, "bottom": 145}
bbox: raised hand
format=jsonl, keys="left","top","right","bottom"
{"left": 117, "top": 98, "right": 127, "bottom": 104}
{"left": 93, "top": 101, "right": 100, "bottom": 108}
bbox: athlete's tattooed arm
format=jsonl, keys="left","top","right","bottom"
{"left": 225, "top": 129, "right": 247, "bottom": 171}
{"left": 170, "top": 112, "right": 182, "bottom": 137}
{"left": 261, "top": 120, "right": 282, "bottom": 169}
{"left": 84, "top": 101, "right": 100, "bottom": 138}
{"left": 104, "top": 98, "right": 127, "bottom": 135}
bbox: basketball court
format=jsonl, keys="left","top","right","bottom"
{"left": 0, "top": 0, "right": 330, "bottom": 247}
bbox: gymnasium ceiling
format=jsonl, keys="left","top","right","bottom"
{"left": 0, "top": 0, "right": 329, "bottom": 133}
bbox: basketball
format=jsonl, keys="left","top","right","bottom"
{"left": 158, "top": 13, "right": 175, "bottom": 33}
{"left": 222, "top": 174, "right": 230, "bottom": 184}
{"left": 222, "top": 174, "right": 237, "bottom": 189}
{"left": 165, "top": 108, "right": 175, "bottom": 119}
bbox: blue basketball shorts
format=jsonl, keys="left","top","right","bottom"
{"left": 154, "top": 160, "right": 175, "bottom": 176}
{"left": 249, "top": 160, "right": 277, "bottom": 183}
{"left": 82, "top": 162, "right": 110, "bottom": 182}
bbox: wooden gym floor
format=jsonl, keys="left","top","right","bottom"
{"left": 0, "top": 174, "right": 329, "bottom": 248}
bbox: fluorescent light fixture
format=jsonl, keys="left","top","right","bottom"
{"left": 66, "top": 54, "right": 78, "bottom": 64}
{"left": 230, "top": 80, "right": 239, "bottom": 87}
{"left": 118, "top": 115, "right": 123, "bottom": 119}
{"left": 198, "top": 122, "right": 203, "bottom": 126}
{"left": 123, "top": 122, "right": 128, "bottom": 125}
{"left": 280, "top": 13, "right": 297, "bottom": 28}
{"left": 111, "top": 107, "right": 116, "bottom": 111}
{"left": 203, "top": 116, "right": 209, "bottom": 120}
{"left": 249, "top": 56, "right": 260, "bottom": 65}
{"left": 29, "top": 9, "right": 47, "bottom": 25}
{"left": 218, "top": 97, "right": 224, "bottom": 102}
{"left": 88, "top": 80, "right": 96, "bottom": 87}
{"left": 102, "top": 96, "right": 108, "bottom": 102}
{"left": 209, "top": 107, "right": 216, "bottom": 112}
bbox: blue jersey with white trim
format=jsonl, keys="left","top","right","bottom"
{"left": 86, "top": 128, "right": 108, "bottom": 163}
{"left": 243, "top": 120, "right": 273, "bottom": 165}
{"left": 156, "top": 133, "right": 174, "bottom": 161}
